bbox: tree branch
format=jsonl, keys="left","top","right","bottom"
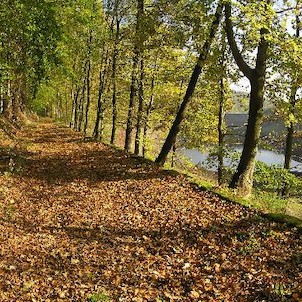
{"left": 225, "top": 4, "right": 254, "bottom": 80}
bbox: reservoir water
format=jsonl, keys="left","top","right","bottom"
{"left": 180, "top": 147, "right": 302, "bottom": 173}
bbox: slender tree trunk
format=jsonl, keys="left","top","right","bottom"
{"left": 218, "top": 77, "right": 225, "bottom": 185}
{"left": 84, "top": 30, "right": 93, "bottom": 136}
{"left": 110, "top": 18, "right": 120, "bottom": 145}
{"left": 134, "top": 58, "right": 144, "bottom": 155}
{"left": 125, "top": 0, "right": 144, "bottom": 152}
{"left": 155, "top": 2, "right": 223, "bottom": 165}
{"left": 69, "top": 84, "right": 74, "bottom": 127}
{"left": 218, "top": 31, "right": 226, "bottom": 185}
{"left": 284, "top": 86, "right": 297, "bottom": 171}
{"left": 282, "top": 11, "right": 300, "bottom": 196}
{"left": 142, "top": 71, "right": 155, "bottom": 157}
{"left": 77, "top": 69, "right": 88, "bottom": 132}
{"left": 0, "top": 85, "right": 3, "bottom": 114}
{"left": 93, "top": 48, "right": 110, "bottom": 139}
{"left": 125, "top": 57, "right": 138, "bottom": 151}
{"left": 73, "top": 87, "right": 80, "bottom": 130}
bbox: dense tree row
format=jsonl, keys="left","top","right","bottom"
{"left": 1, "top": 0, "right": 301, "bottom": 197}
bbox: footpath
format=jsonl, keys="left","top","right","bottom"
{"left": 0, "top": 121, "right": 301, "bottom": 301}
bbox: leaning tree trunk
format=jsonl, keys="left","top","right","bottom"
{"left": 155, "top": 2, "right": 223, "bottom": 165}
{"left": 226, "top": 3, "right": 269, "bottom": 196}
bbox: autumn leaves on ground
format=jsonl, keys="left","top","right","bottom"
{"left": 0, "top": 121, "right": 301, "bottom": 302}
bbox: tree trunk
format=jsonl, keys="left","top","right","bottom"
{"left": 134, "top": 58, "right": 144, "bottom": 155}
{"left": 77, "top": 69, "right": 88, "bottom": 132}
{"left": 125, "top": 0, "right": 144, "bottom": 152}
{"left": 284, "top": 85, "right": 297, "bottom": 171}
{"left": 125, "top": 57, "right": 138, "bottom": 151}
{"left": 69, "top": 84, "right": 74, "bottom": 127}
{"left": 229, "top": 77, "right": 265, "bottom": 195}
{"left": 73, "top": 87, "right": 80, "bottom": 130}
{"left": 84, "top": 30, "right": 93, "bottom": 136}
{"left": 218, "top": 76, "right": 225, "bottom": 185}
{"left": 225, "top": 3, "right": 269, "bottom": 196}
{"left": 110, "top": 17, "right": 120, "bottom": 145}
{"left": 155, "top": 1, "right": 223, "bottom": 165}
{"left": 218, "top": 31, "right": 226, "bottom": 185}
{"left": 93, "top": 48, "right": 109, "bottom": 140}
{"left": 282, "top": 11, "right": 300, "bottom": 196}
{"left": 142, "top": 70, "right": 156, "bottom": 157}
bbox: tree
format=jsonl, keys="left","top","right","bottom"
{"left": 0, "top": 0, "right": 60, "bottom": 122}
{"left": 155, "top": 1, "right": 223, "bottom": 165}
{"left": 225, "top": 1, "right": 271, "bottom": 196}
{"left": 124, "top": 0, "right": 144, "bottom": 152}
{"left": 283, "top": 4, "right": 301, "bottom": 171}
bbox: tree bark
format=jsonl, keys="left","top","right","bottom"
{"left": 218, "top": 76, "right": 225, "bottom": 185}
{"left": 134, "top": 58, "right": 144, "bottom": 155}
{"left": 155, "top": 1, "right": 223, "bottom": 165}
{"left": 93, "top": 48, "right": 109, "bottom": 140}
{"left": 284, "top": 85, "right": 297, "bottom": 171}
{"left": 218, "top": 30, "right": 227, "bottom": 185}
{"left": 84, "top": 30, "right": 93, "bottom": 136}
{"left": 282, "top": 11, "right": 300, "bottom": 196}
{"left": 110, "top": 16, "right": 120, "bottom": 145}
{"left": 125, "top": 0, "right": 144, "bottom": 152}
{"left": 142, "top": 66, "right": 156, "bottom": 157}
{"left": 225, "top": 4, "right": 269, "bottom": 196}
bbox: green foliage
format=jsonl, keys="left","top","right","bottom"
{"left": 254, "top": 161, "right": 302, "bottom": 195}
{"left": 88, "top": 292, "right": 111, "bottom": 302}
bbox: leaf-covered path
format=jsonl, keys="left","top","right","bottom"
{"left": 0, "top": 122, "right": 301, "bottom": 301}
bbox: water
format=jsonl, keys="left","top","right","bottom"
{"left": 180, "top": 147, "right": 302, "bottom": 173}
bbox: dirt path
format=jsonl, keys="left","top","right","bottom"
{"left": 0, "top": 122, "right": 301, "bottom": 301}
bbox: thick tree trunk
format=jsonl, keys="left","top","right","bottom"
{"left": 155, "top": 2, "right": 223, "bottom": 165}
{"left": 226, "top": 4, "right": 269, "bottom": 196}
{"left": 229, "top": 77, "right": 265, "bottom": 195}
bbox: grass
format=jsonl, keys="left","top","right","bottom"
{"left": 88, "top": 292, "right": 111, "bottom": 302}
{"left": 162, "top": 157, "right": 302, "bottom": 230}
